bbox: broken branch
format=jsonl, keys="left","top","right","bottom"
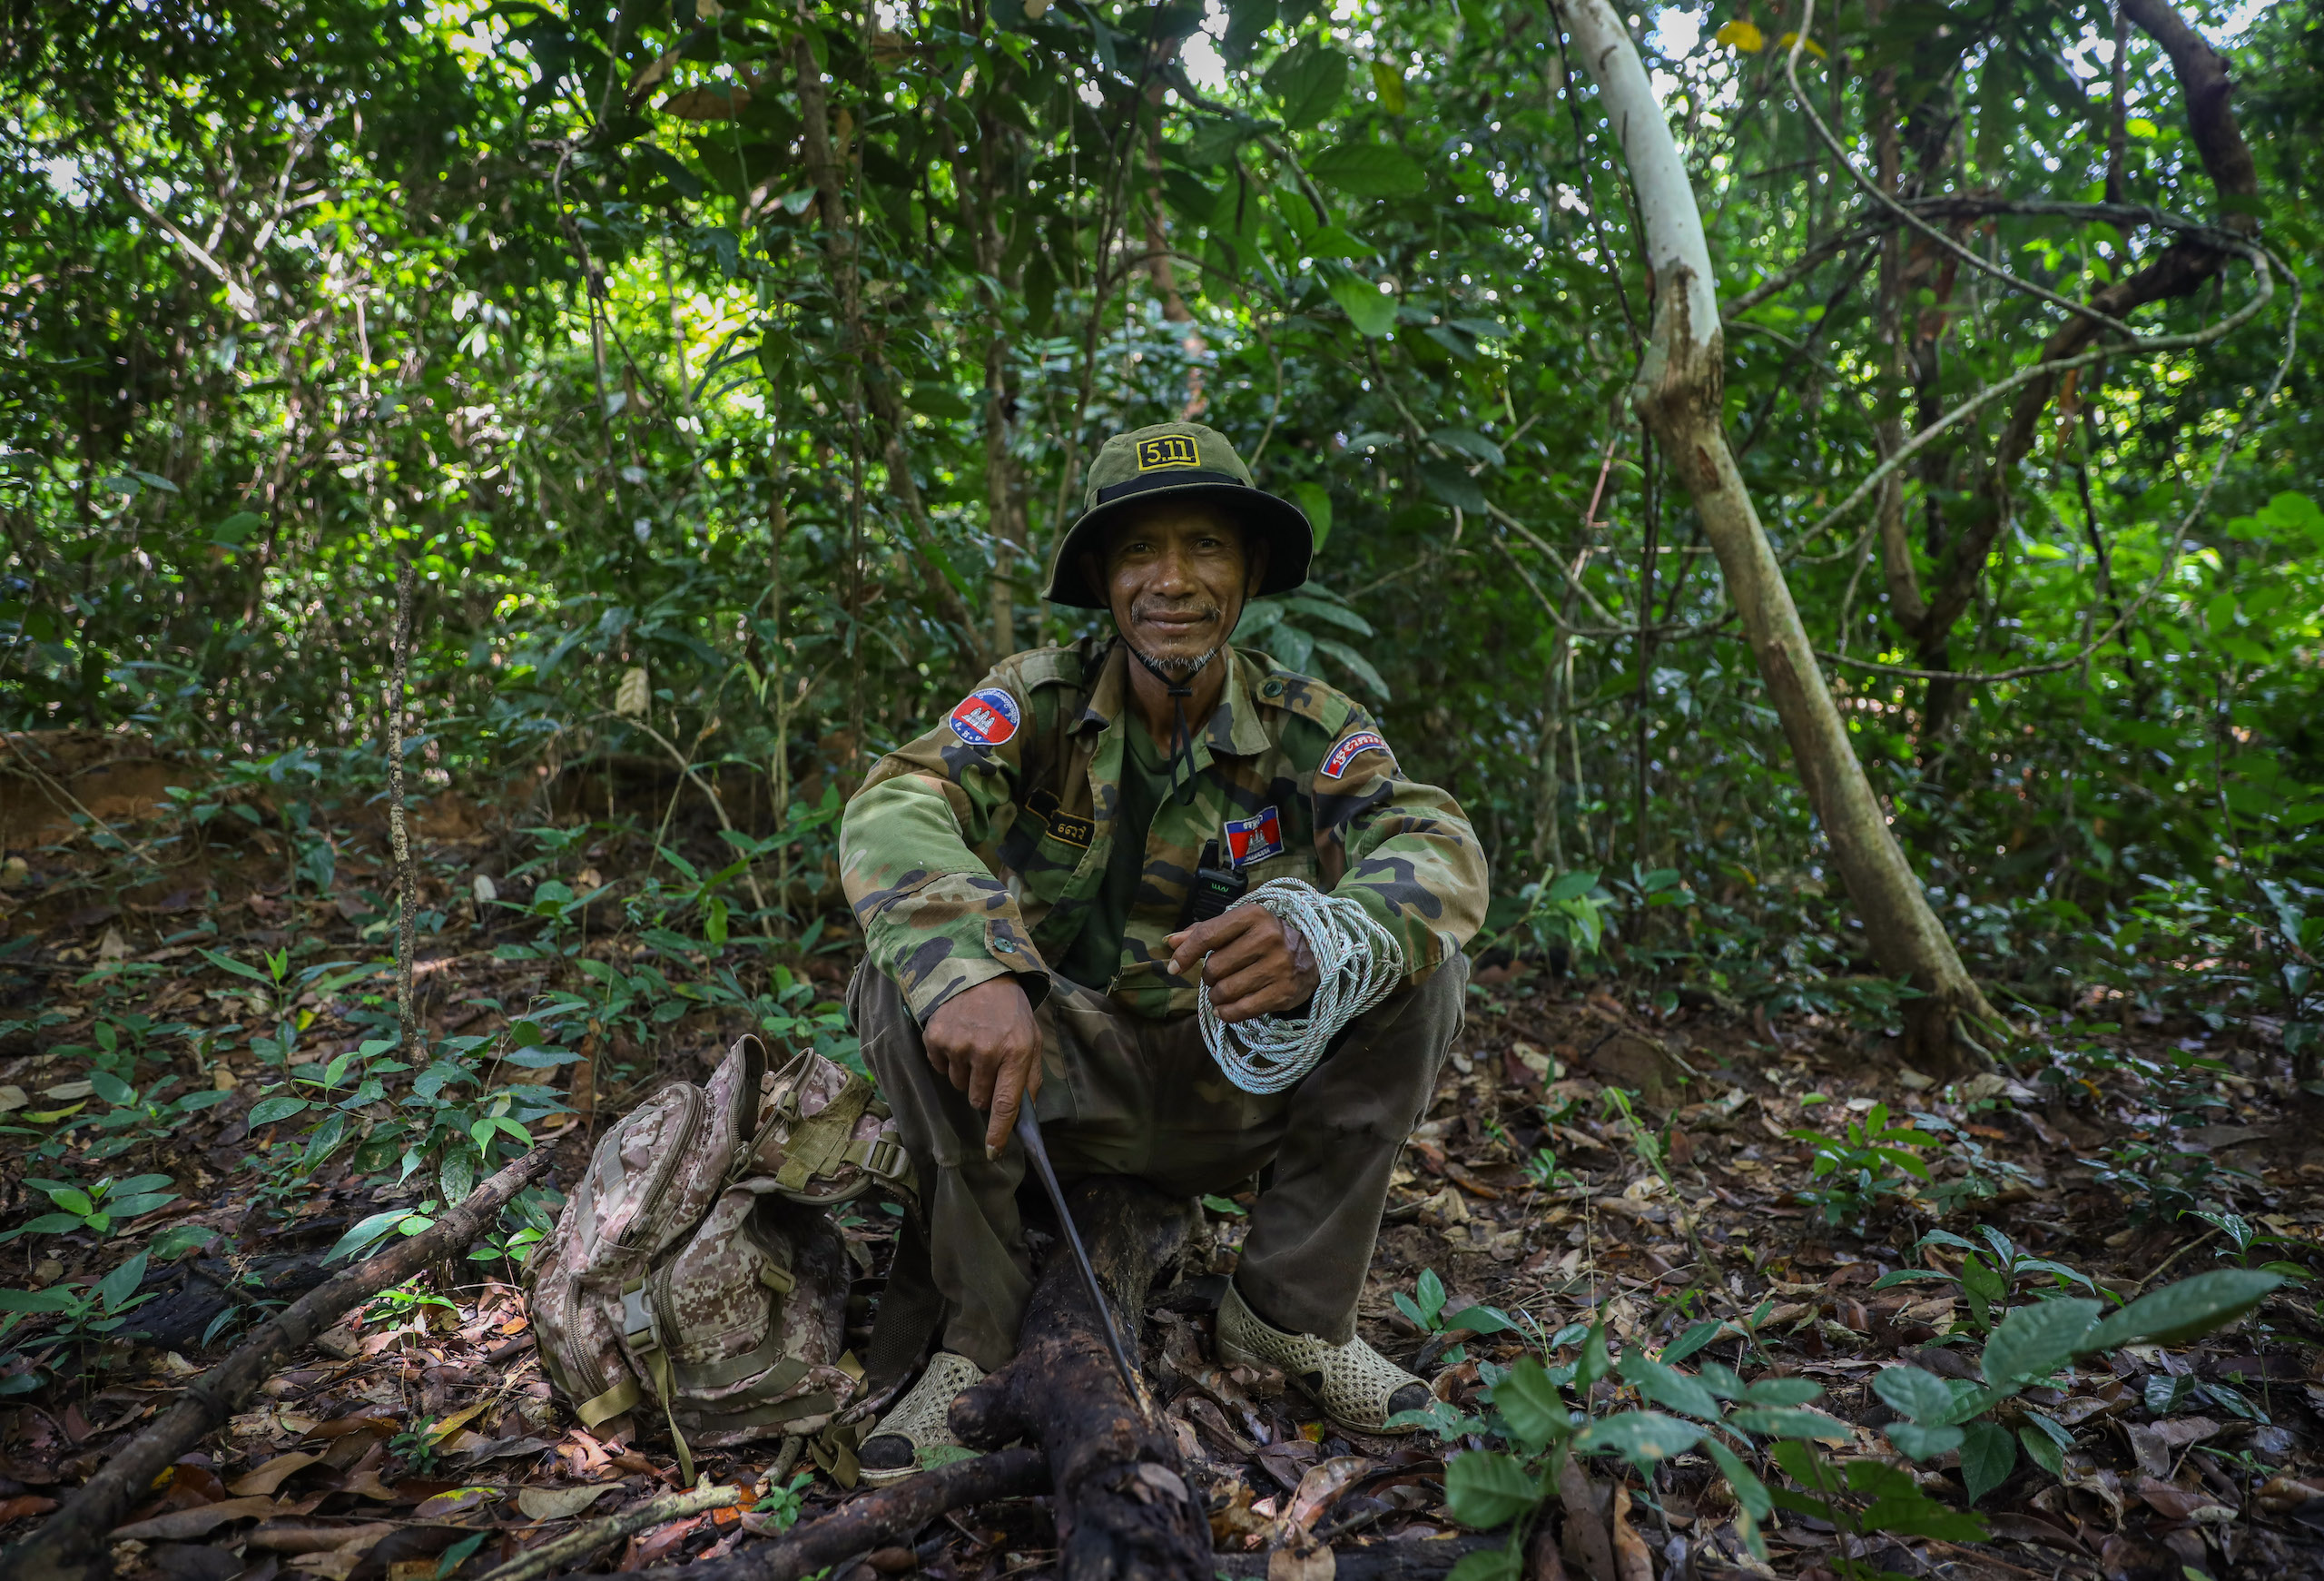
{"left": 613, "top": 1448, "right": 1048, "bottom": 1581}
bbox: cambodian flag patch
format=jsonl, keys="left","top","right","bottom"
{"left": 1223, "top": 806, "right": 1285, "bottom": 869}
{"left": 948, "top": 687, "right": 1020, "bottom": 748}
{"left": 1322, "top": 730, "right": 1391, "bottom": 778}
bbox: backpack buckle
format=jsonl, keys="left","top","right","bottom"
{"left": 621, "top": 1283, "right": 660, "bottom": 1351}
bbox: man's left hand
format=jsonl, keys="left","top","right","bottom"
{"left": 1166, "top": 907, "right": 1320, "bottom": 1023}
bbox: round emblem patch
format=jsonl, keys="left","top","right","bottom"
{"left": 948, "top": 687, "right": 1021, "bottom": 748}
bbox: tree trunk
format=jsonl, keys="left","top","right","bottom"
{"left": 795, "top": 32, "right": 986, "bottom": 675}
{"left": 952, "top": 1178, "right": 1210, "bottom": 1581}
{"left": 1902, "top": 0, "right": 2260, "bottom": 742}
{"left": 967, "top": 101, "right": 1027, "bottom": 660}
{"left": 1549, "top": 0, "right": 1999, "bottom": 1071}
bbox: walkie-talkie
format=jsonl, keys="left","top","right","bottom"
{"left": 1180, "top": 837, "right": 1248, "bottom": 928}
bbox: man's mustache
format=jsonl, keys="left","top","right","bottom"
{"left": 1131, "top": 599, "right": 1224, "bottom": 627}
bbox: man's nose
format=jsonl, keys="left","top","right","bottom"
{"left": 1150, "top": 545, "right": 1197, "bottom": 596}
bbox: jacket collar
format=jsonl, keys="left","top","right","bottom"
{"left": 1077, "top": 641, "right": 1271, "bottom": 760}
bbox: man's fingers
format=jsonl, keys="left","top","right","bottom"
{"left": 1212, "top": 986, "right": 1288, "bottom": 1024}
{"left": 1167, "top": 906, "right": 1262, "bottom": 975}
{"left": 1165, "top": 920, "right": 1217, "bottom": 976}
{"left": 968, "top": 1044, "right": 1001, "bottom": 1112}
{"left": 1200, "top": 924, "right": 1277, "bottom": 983}
{"left": 985, "top": 1061, "right": 1026, "bottom": 1156}
{"left": 1206, "top": 959, "right": 1284, "bottom": 1008}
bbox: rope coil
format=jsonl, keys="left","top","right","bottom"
{"left": 1196, "top": 878, "right": 1406, "bottom": 1094}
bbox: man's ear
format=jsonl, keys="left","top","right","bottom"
{"left": 1246, "top": 536, "right": 1271, "bottom": 598}
{"left": 1080, "top": 551, "right": 1109, "bottom": 610}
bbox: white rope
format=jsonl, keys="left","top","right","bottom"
{"left": 1196, "top": 878, "right": 1406, "bottom": 1094}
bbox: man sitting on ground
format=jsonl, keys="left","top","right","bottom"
{"left": 838, "top": 420, "right": 1488, "bottom": 1482}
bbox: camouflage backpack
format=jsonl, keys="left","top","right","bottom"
{"left": 529, "top": 1034, "right": 914, "bottom": 1481}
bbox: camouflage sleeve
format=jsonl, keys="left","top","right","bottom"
{"left": 839, "top": 674, "right": 1052, "bottom": 1023}
{"left": 1309, "top": 721, "right": 1488, "bottom": 984}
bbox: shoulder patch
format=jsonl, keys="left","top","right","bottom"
{"left": 949, "top": 687, "right": 1020, "bottom": 747}
{"left": 1322, "top": 730, "right": 1392, "bottom": 778}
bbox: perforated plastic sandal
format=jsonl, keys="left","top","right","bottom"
{"left": 1216, "top": 1282, "right": 1433, "bottom": 1435}
{"left": 857, "top": 1351, "right": 986, "bottom": 1486}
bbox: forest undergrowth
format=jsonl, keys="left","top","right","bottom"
{"left": 0, "top": 763, "right": 2317, "bottom": 1581}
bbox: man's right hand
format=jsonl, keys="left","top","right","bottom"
{"left": 921, "top": 975, "right": 1042, "bottom": 1157}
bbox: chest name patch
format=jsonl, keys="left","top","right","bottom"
{"left": 1322, "top": 730, "right": 1391, "bottom": 778}
{"left": 949, "top": 687, "right": 1020, "bottom": 748}
{"left": 1223, "top": 806, "right": 1285, "bottom": 869}
{"left": 1046, "top": 811, "right": 1094, "bottom": 848}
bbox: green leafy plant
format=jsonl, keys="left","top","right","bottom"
{"left": 1521, "top": 1141, "right": 1576, "bottom": 1191}
{"left": 390, "top": 1414, "right": 448, "bottom": 1476}
{"left": 361, "top": 1276, "right": 461, "bottom": 1329}
{"left": 329, "top": 1202, "right": 444, "bottom": 1265}
{"left": 1394, "top": 1268, "right": 1517, "bottom": 1344}
{"left": 1874, "top": 1269, "right": 2285, "bottom": 1501}
{"left": 74, "top": 1070, "right": 234, "bottom": 1161}
{"left": 1872, "top": 1226, "right": 2108, "bottom": 1336}
{"left": 1488, "top": 867, "right": 1615, "bottom": 970}
{"left": 1787, "top": 1100, "right": 1934, "bottom": 1225}
{"left": 1438, "top": 1314, "right": 1974, "bottom": 1580}
{"left": 1, "top": 1174, "right": 177, "bottom": 1242}
{"left": 0, "top": 1250, "right": 156, "bottom": 1391}
{"left": 433, "top": 1530, "right": 487, "bottom": 1579}
{"left": 1904, "top": 1110, "right": 2042, "bottom": 1213}
{"left": 2191, "top": 1208, "right": 2315, "bottom": 1285}
{"left": 248, "top": 997, "right": 564, "bottom": 1219}
{"left": 752, "top": 1470, "right": 815, "bottom": 1530}
{"left": 468, "top": 1186, "right": 562, "bottom": 1268}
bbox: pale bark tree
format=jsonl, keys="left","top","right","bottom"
{"left": 1548, "top": 0, "right": 2000, "bottom": 1069}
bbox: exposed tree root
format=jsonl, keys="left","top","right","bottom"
{"left": 950, "top": 1177, "right": 1208, "bottom": 1581}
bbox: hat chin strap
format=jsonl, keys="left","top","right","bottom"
{"left": 1127, "top": 642, "right": 1217, "bottom": 805}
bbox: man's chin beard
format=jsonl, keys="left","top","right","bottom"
{"left": 1129, "top": 641, "right": 1221, "bottom": 683}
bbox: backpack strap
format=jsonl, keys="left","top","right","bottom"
{"left": 763, "top": 1072, "right": 875, "bottom": 1194}
{"left": 840, "top": 1131, "right": 913, "bottom": 1190}
{"left": 620, "top": 1279, "right": 696, "bottom": 1487}
{"left": 576, "top": 1377, "right": 642, "bottom": 1431}
{"left": 675, "top": 1346, "right": 809, "bottom": 1395}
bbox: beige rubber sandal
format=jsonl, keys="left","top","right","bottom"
{"left": 857, "top": 1351, "right": 986, "bottom": 1485}
{"left": 1217, "top": 1281, "right": 1433, "bottom": 1435}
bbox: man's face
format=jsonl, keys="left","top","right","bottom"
{"left": 1088, "top": 504, "right": 1267, "bottom": 678}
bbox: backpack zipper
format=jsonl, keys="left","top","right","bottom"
{"left": 552, "top": 1268, "right": 606, "bottom": 1402}
{"left": 648, "top": 1260, "right": 683, "bottom": 1368}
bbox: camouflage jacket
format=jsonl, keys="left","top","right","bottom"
{"left": 840, "top": 637, "right": 1488, "bottom": 1021}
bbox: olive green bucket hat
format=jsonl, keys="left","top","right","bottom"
{"left": 1042, "top": 420, "right": 1313, "bottom": 608}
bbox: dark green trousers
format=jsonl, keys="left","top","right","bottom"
{"left": 851, "top": 956, "right": 1465, "bottom": 1375}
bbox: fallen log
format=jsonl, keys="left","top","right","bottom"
{"left": 951, "top": 1177, "right": 1209, "bottom": 1581}
{"left": 2, "top": 1142, "right": 558, "bottom": 1581}
{"left": 608, "top": 1447, "right": 1049, "bottom": 1581}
